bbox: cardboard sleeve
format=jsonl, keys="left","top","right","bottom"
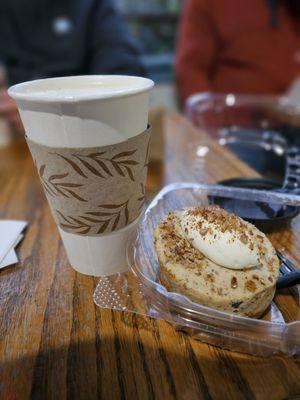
{"left": 26, "top": 127, "right": 150, "bottom": 236}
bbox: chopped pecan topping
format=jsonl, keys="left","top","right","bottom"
{"left": 231, "top": 276, "right": 238, "bottom": 289}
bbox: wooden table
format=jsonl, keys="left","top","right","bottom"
{"left": 0, "top": 112, "right": 300, "bottom": 400}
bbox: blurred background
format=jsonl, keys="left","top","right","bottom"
{"left": 116, "top": 0, "right": 180, "bottom": 110}
{"left": 3, "top": 0, "right": 300, "bottom": 121}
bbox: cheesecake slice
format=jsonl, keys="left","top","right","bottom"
{"left": 154, "top": 206, "right": 279, "bottom": 317}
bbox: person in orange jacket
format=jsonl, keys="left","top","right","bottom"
{"left": 176, "top": 0, "right": 300, "bottom": 106}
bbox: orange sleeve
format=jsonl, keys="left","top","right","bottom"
{"left": 175, "top": 0, "right": 217, "bottom": 106}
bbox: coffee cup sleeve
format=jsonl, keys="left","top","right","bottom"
{"left": 26, "top": 126, "right": 151, "bottom": 236}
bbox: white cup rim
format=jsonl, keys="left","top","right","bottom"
{"left": 8, "top": 75, "right": 154, "bottom": 104}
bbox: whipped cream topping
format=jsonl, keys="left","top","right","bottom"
{"left": 180, "top": 207, "right": 261, "bottom": 270}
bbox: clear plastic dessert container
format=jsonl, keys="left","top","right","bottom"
{"left": 94, "top": 182, "right": 300, "bottom": 357}
{"left": 182, "top": 93, "right": 300, "bottom": 192}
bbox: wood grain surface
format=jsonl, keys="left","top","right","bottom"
{"left": 0, "top": 112, "right": 300, "bottom": 400}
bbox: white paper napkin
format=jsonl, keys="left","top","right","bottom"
{"left": 0, "top": 221, "right": 27, "bottom": 269}
{"left": 1, "top": 234, "right": 24, "bottom": 268}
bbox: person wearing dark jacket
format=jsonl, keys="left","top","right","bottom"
{"left": 0, "top": 0, "right": 144, "bottom": 133}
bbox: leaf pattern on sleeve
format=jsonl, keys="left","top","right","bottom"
{"left": 55, "top": 200, "right": 130, "bottom": 235}
{"left": 37, "top": 164, "right": 87, "bottom": 202}
{"left": 51, "top": 149, "right": 139, "bottom": 181}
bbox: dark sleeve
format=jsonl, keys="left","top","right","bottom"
{"left": 88, "top": 0, "right": 145, "bottom": 76}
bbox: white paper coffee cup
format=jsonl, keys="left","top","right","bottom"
{"left": 9, "top": 75, "right": 154, "bottom": 276}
